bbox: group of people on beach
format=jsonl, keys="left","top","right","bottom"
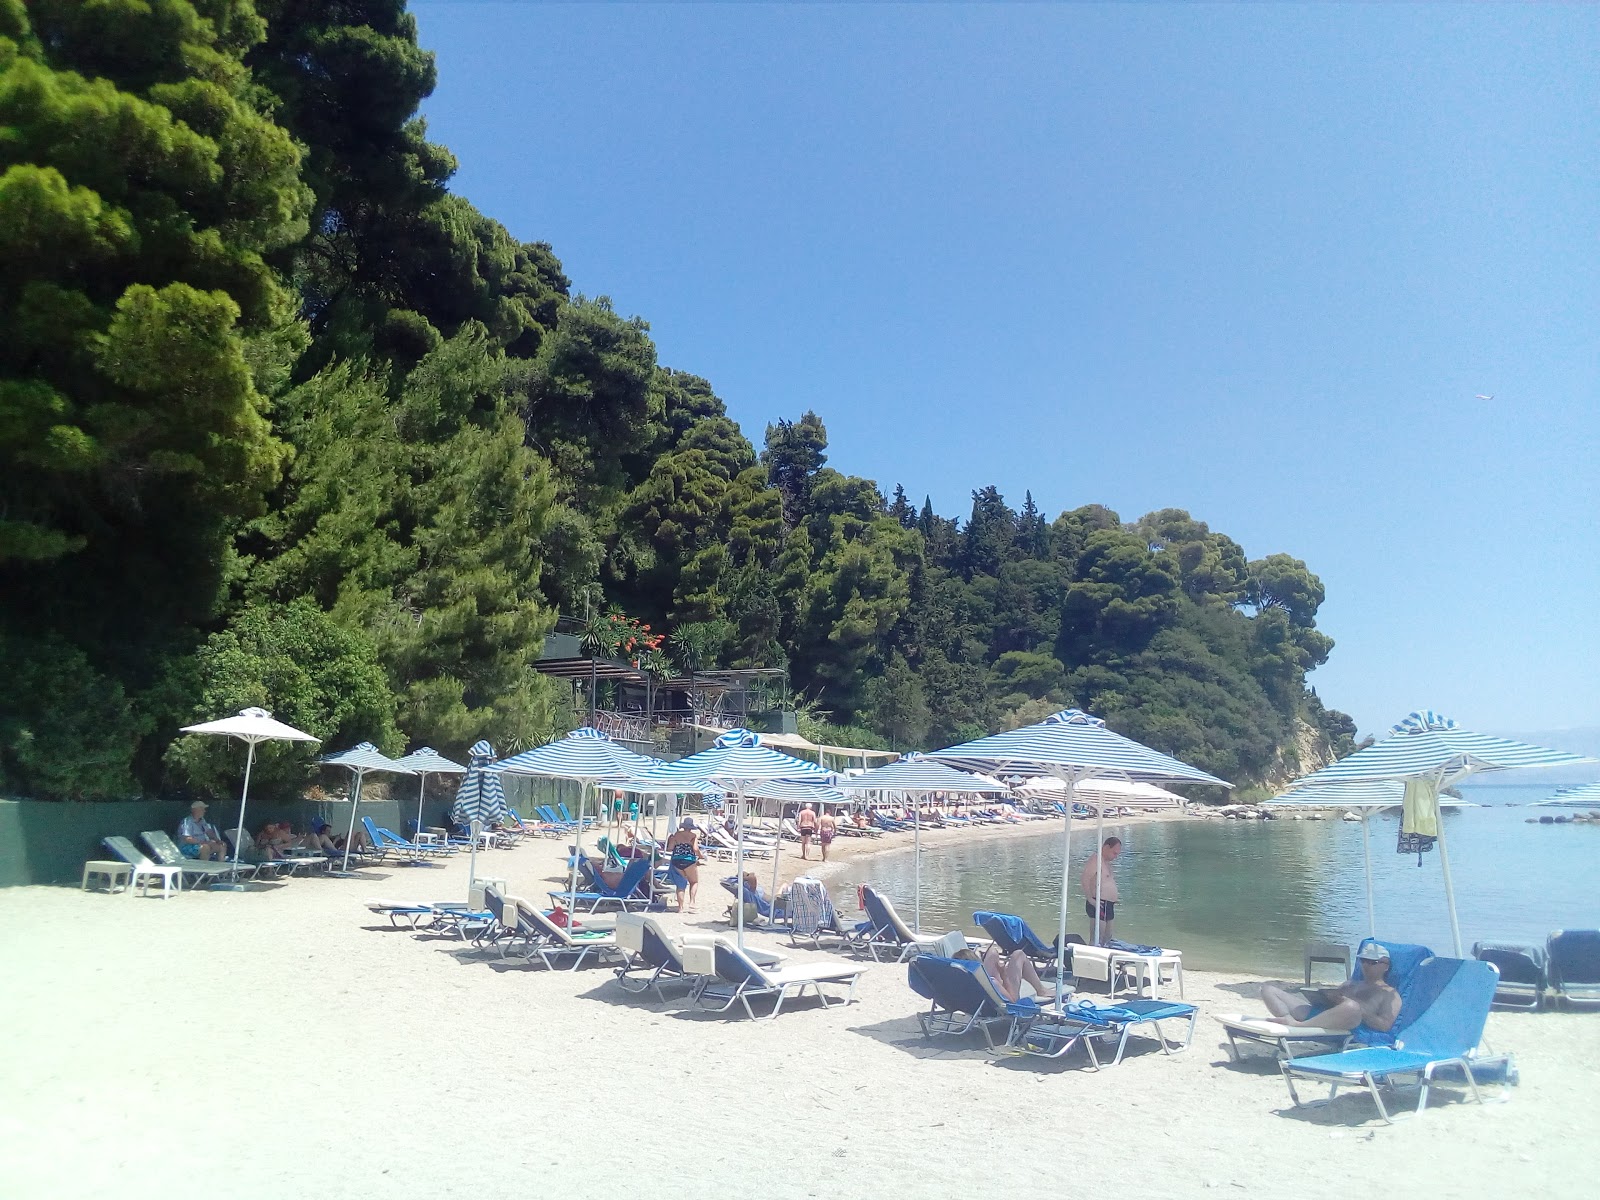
{"left": 175, "top": 799, "right": 356, "bottom": 862}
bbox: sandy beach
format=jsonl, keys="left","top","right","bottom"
{"left": 2, "top": 821, "right": 1596, "bottom": 1200}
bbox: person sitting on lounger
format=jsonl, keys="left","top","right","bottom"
{"left": 956, "top": 944, "right": 1054, "bottom": 1004}
{"left": 304, "top": 818, "right": 338, "bottom": 854}
{"left": 178, "top": 801, "right": 227, "bottom": 861}
{"left": 1258, "top": 942, "right": 1401, "bottom": 1032}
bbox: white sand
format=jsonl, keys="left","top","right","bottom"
{"left": 1, "top": 825, "right": 1596, "bottom": 1200}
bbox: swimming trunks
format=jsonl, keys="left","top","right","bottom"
{"left": 1085, "top": 899, "right": 1116, "bottom": 921}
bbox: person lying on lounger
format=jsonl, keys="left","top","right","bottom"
{"left": 956, "top": 945, "right": 1054, "bottom": 1004}
{"left": 1258, "top": 942, "right": 1401, "bottom": 1032}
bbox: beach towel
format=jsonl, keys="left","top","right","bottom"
{"left": 788, "top": 877, "right": 835, "bottom": 937}
{"left": 1398, "top": 779, "right": 1439, "bottom": 862}
{"left": 1107, "top": 939, "right": 1165, "bottom": 956}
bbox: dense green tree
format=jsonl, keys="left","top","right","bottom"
{"left": 761, "top": 410, "right": 828, "bottom": 527}
{"left": 865, "top": 653, "right": 931, "bottom": 750}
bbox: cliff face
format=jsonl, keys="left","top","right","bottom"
{"left": 1255, "top": 715, "right": 1337, "bottom": 797}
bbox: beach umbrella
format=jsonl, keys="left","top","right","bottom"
{"left": 1278, "top": 710, "right": 1594, "bottom": 955}
{"left": 1015, "top": 775, "right": 1187, "bottom": 810}
{"left": 1266, "top": 780, "right": 1476, "bottom": 939}
{"left": 451, "top": 740, "right": 511, "bottom": 897}
{"left": 622, "top": 729, "right": 833, "bottom": 947}
{"left": 180, "top": 707, "right": 321, "bottom": 877}
{"left": 391, "top": 747, "right": 466, "bottom": 848}
{"left": 930, "top": 709, "right": 1230, "bottom": 992}
{"left": 1535, "top": 781, "right": 1600, "bottom": 809}
{"left": 836, "top": 755, "right": 1005, "bottom": 932}
{"left": 496, "top": 727, "right": 657, "bottom": 915}
{"left": 321, "top": 743, "right": 414, "bottom": 873}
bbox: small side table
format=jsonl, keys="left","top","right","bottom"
{"left": 82, "top": 861, "right": 132, "bottom": 894}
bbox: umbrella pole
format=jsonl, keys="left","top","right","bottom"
{"left": 341, "top": 769, "right": 363, "bottom": 873}
{"left": 1433, "top": 788, "right": 1464, "bottom": 956}
{"left": 568, "top": 779, "right": 590, "bottom": 913}
{"left": 416, "top": 772, "right": 427, "bottom": 844}
{"left": 735, "top": 792, "right": 747, "bottom": 950}
{"left": 913, "top": 794, "right": 922, "bottom": 934}
{"left": 768, "top": 801, "right": 782, "bottom": 924}
{"left": 232, "top": 738, "right": 258, "bottom": 874}
{"left": 1093, "top": 803, "right": 1105, "bottom": 947}
{"left": 1361, "top": 812, "right": 1376, "bottom": 939}
{"left": 1055, "top": 775, "right": 1075, "bottom": 1006}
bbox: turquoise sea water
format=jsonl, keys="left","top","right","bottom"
{"left": 834, "top": 782, "right": 1600, "bottom": 974}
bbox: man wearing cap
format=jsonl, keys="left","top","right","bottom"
{"left": 1259, "top": 943, "right": 1402, "bottom": 1033}
{"left": 177, "top": 801, "right": 227, "bottom": 861}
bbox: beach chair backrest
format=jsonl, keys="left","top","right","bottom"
{"left": 908, "top": 955, "right": 996, "bottom": 1018}
{"left": 876, "top": 890, "right": 917, "bottom": 943}
{"left": 141, "top": 830, "right": 186, "bottom": 866}
{"left": 974, "top": 912, "right": 1022, "bottom": 955}
{"left": 521, "top": 902, "right": 569, "bottom": 945}
{"left": 558, "top": 803, "right": 577, "bottom": 823}
{"left": 361, "top": 816, "right": 387, "bottom": 846}
{"left": 1471, "top": 940, "right": 1546, "bottom": 989}
{"left": 861, "top": 886, "right": 897, "bottom": 939}
{"left": 615, "top": 914, "right": 646, "bottom": 956}
{"left": 609, "top": 858, "right": 652, "bottom": 899}
{"left": 103, "top": 836, "right": 151, "bottom": 868}
{"left": 1547, "top": 930, "right": 1600, "bottom": 988}
{"left": 639, "top": 919, "right": 685, "bottom": 972}
{"left": 484, "top": 885, "right": 507, "bottom": 926}
{"left": 712, "top": 939, "right": 770, "bottom": 988}
{"left": 1393, "top": 958, "right": 1496, "bottom": 1058}
{"left": 1356, "top": 938, "right": 1433, "bottom": 994}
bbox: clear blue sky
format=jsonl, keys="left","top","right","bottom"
{"left": 412, "top": 3, "right": 1598, "bottom": 738}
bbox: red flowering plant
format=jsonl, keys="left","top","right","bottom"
{"left": 580, "top": 611, "right": 668, "bottom": 672}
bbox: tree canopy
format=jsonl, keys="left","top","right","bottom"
{"left": 0, "top": 1, "right": 1354, "bottom": 801}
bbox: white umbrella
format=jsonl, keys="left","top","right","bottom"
{"left": 390, "top": 747, "right": 467, "bottom": 846}
{"left": 180, "top": 707, "right": 320, "bottom": 877}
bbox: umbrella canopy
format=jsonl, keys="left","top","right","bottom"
{"left": 496, "top": 726, "right": 656, "bottom": 780}
{"left": 494, "top": 728, "right": 659, "bottom": 913}
{"left": 391, "top": 747, "right": 466, "bottom": 845}
{"left": 834, "top": 754, "right": 1006, "bottom": 797}
{"left": 321, "top": 742, "right": 414, "bottom": 872}
{"left": 1015, "top": 775, "right": 1186, "bottom": 809}
{"left": 835, "top": 753, "right": 1005, "bottom": 932}
{"left": 929, "top": 708, "right": 1230, "bottom": 974}
{"left": 450, "top": 740, "right": 509, "bottom": 827}
{"left": 1280, "top": 710, "right": 1594, "bottom": 955}
{"left": 932, "top": 708, "right": 1230, "bottom": 787}
{"left": 1535, "top": 781, "right": 1600, "bottom": 809}
{"left": 180, "top": 707, "right": 320, "bottom": 876}
{"left": 622, "top": 729, "right": 833, "bottom": 946}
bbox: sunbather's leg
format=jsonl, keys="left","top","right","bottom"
{"left": 685, "top": 865, "right": 699, "bottom": 912}
{"left": 1260, "top": 982, "right": 1314, "bottom": 1023}
{"left": 1278, "top": 997, "right": 1361, "bottom": 1031}
{"left": 982, "top": 945, "right": 1024, "bottom": 1002}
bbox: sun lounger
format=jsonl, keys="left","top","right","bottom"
{"left": 787, "top": 877, "right": 855, "bottom": 948}
{"left": 1472, "top": 940, "right": 1546, "bottom": 1011}
{"left": 1011, "top": 997, "right": 1200, "bottom": 1067}
{"left": 974, "top": 911, "right": 1072, "bottom": 970}
{"left": 1281, "top": 957, "right": 1507, "bottom": 1122}
{"left": 719, "top": 876, "right": 786, "bottom": 927}
{"left": 514, "top": 900, "right": 623, "bottom": 970}
{"left": 695, "top": 940, "right": 865, "bottom": 1020}
{"left": 361, "top": 817, "right": 447, "bottom": 864}
{"left": 907, "top": 955, "right": 1010, "bottom": 1040}
{"left": 1216, "top": 939, "right": 1433, "bottom": 1062}
{"left": 613, "top": 915, "right": 716, "bottom": 1001}
{"left": 548, "top": 857, "right": 656, "bottom": 913}
{"left": 855, "top": 885, "right": 945, "bottom": 962}
{"left": 138, "top": 831, "right": 257, "bottom": 886}
{"left": 1546, "top": 930, "right": 1600, "bottom": 1008}
{"left": 100, "top": 836, "right": 185, "bottom": 897}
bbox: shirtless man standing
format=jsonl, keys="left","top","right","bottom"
{"left": 1260, "top": 943, "right": 1403, "bottom": 1033}
{"left": 1080, "top": 836, "right": 1122, "bottom": 944}
{"left": 796, "top": 803, "right": 818, "bottom": 860}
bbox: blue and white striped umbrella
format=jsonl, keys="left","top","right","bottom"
{"left": 928, "top": 709, "right": 1230, "bottom": 972}
{"left": 392, "top": 747, "right": 466, "bottom": 845}
{"left": 495, "top": 726, "right": 657, "bottom": 781}
{"left": 1289, "top": 710, "right": 1592, "bottom": 788}
{"left": 1282, "top": 711, "right": 1595, "bottom": 955}
{"left": 835, "top": 754, "right": 1005, "bottom": 932}
{"left": 1535, "top": 781, "right": 1600, "bottom": 809}
{"left": 930, "top": 708, "right": 1231, "bottom": 786}
{"left": 451, "top": 740, "right": 509, "bottom": 827}
{"left": 320, "top": 742, "right": 415, "bottom": 872}
{"left": 834, "top": 753, "right": 1006, "bottom": 796}
{"left": 621, "top": 729, "right": 833, "bottom": 946}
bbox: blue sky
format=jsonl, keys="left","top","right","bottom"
{"left": 412, "top": 3, "right": 1598, "bottom": 737}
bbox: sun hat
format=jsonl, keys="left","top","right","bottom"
{"left": 189, "top": 800, "right": 208, "bottom": 809}
{"left": 1357, "top": 943, "right": 1391, "bottom": 962}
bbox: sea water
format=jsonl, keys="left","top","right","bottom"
{"left": 834, "top": 782, "right": 1599, "bottom": 974}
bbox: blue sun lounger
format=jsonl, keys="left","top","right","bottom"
{"left": 974, "top": 911, "right": 1074, "bottom": 969}
{"left": 907, "top": 955, "right": 1008, "bottom": 1041}
{"left": 855, "top": 885, "right": 944, "bottom": 961}
{"left": 695, "top": 940, "right": 866, "bottom": 1020}
{"left": 1546, "top": 930, "right": 1600, "bottom": 1008}
{"left": 1281, "top": 957, "right": 1507, "bottom": 1122}
{"left": 549, "top": 857, "right": 655, "bottom": 913}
